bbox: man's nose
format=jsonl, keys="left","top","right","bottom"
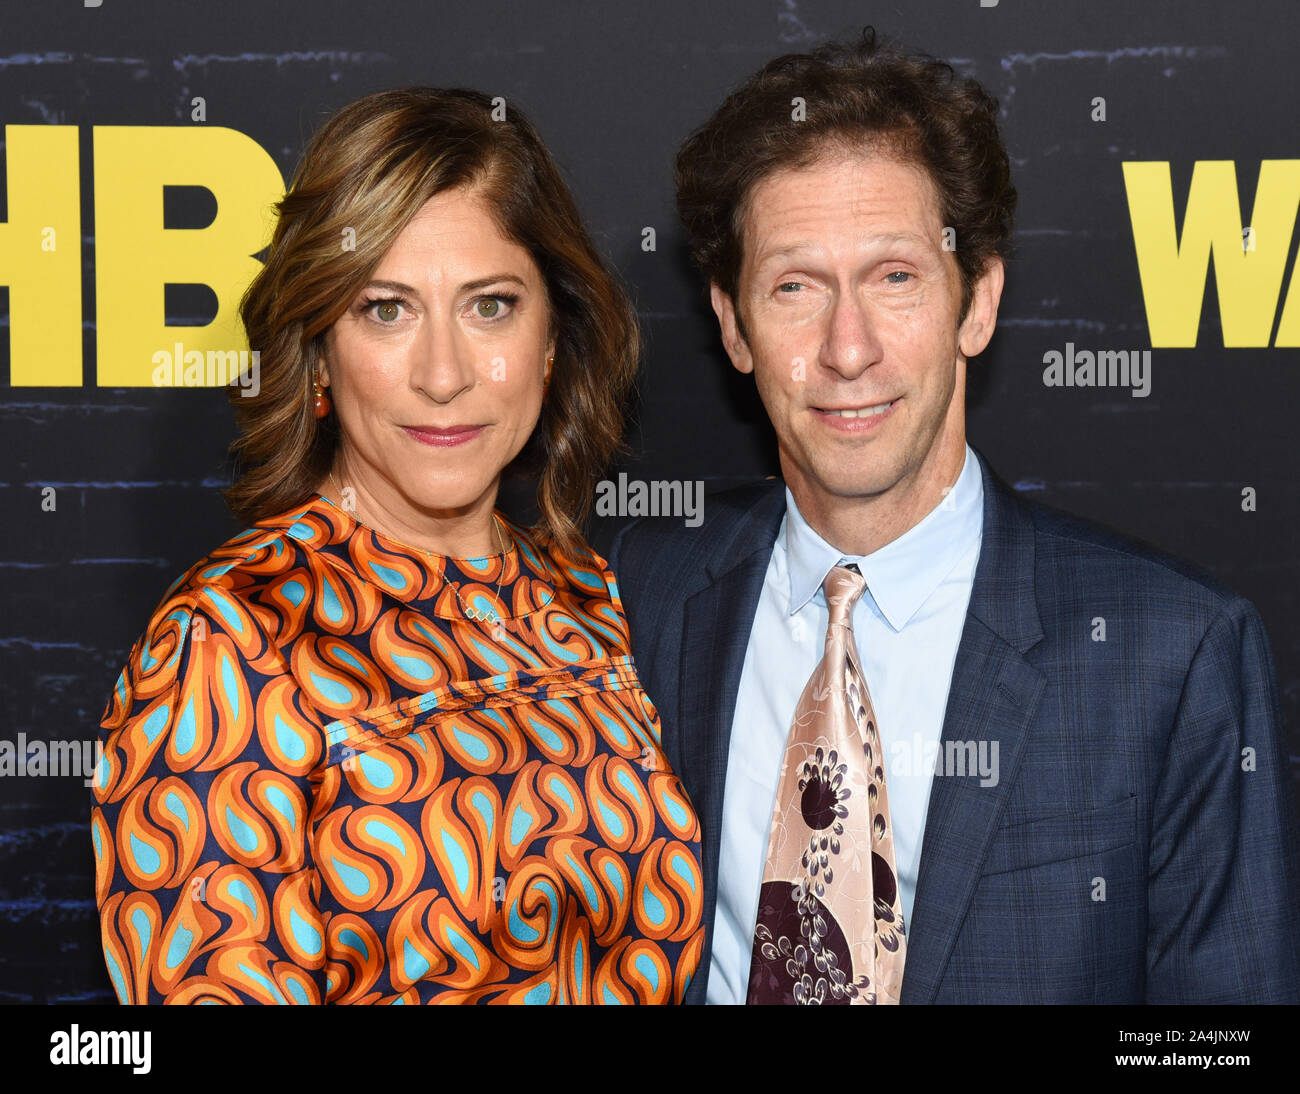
{"left": 820, "top": 291, "right": 885, "bottom": 381}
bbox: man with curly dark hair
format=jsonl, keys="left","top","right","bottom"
{"left": 610, "top": 28, "right": 1300, "bottom": 1005}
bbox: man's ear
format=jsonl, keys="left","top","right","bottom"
{"left": 709, "top": 282, "right": 754, "bottom": 375}
{"left": 957, "top": 256, "right": 1005, "bottom": 360}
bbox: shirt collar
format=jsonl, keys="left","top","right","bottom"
{"left": 783, "top": 443, "right": 984, "bottom": 630}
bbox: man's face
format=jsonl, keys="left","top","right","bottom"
{"left": 711, "top": 149, "right": 1002, "bottom": 518}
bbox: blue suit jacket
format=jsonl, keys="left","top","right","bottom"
{"left": 607, "top": 447, "right": 1300, "bottom": 1003}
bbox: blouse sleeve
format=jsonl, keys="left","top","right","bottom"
{"left": 92, "top": 585, "right": 328, "bottom": 1004}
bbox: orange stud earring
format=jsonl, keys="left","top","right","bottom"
{"left": 313, "top": 378, "right": 332, "bottom": 419}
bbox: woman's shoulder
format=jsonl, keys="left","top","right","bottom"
{"left": 102, "top": 500, "right": 329, "bottom": 716}
{"left": 146, "top": 505, "right": 311, "bottom": 620}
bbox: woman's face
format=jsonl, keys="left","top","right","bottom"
{"left": 320, "top": 186, "right": 554, "bottom": 524}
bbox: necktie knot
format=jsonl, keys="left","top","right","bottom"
{"left": 823, "top": 564, "right": 867, "bottom": 628}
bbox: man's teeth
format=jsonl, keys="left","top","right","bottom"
{"left": 826, "top": 401, "right": 894, "bottom": 418}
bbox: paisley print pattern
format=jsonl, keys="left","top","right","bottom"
{"left": 93, "top": 496, "right": 703, "bottom": 1004}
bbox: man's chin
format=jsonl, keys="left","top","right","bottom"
{"left": 791, "top": 468, "right": 904, "bottom": 503}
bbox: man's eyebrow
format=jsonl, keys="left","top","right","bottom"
{"left": 361, "top": 274, "right": 528, "bottom": 295}
{"left": 753, "top": 232, "right": 932, "bottom": 266}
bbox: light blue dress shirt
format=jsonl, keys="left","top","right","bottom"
{"left": 705, "top": 443, "right": 985, "bottom": 1004}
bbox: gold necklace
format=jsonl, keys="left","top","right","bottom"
{"left": 328, "top": 471, "right": 511, "bottom": 626}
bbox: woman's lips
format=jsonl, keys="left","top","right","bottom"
{"left": 402, "top": 425, "right": 485, "bottom": 447}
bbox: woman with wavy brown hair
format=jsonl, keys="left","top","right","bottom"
{"left": 91, "top": 87, "right": 704, "bottom": 1004}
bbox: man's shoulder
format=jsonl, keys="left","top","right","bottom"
{"left": 1013, "top": 487, "right": 1243, "bottom": 617}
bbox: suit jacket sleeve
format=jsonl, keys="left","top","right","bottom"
{"left": 1145, "top": 596, "right": 1300, "bottom": 1002}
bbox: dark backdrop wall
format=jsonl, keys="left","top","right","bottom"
{"left": 2, "top": 0, "right": 1296, "bottom": 1003}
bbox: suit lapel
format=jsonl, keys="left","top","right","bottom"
{"left": 678, "top": 482, "right": 786, "bottom": 1002}
{"left": 900, "top": 448, "right": 1048, "bottom": 1003}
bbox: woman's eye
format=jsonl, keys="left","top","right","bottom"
{"left": 364, "top": 298, "right": 405, "bottom": 323}
{"left": 472, "top": 294, "right": 517, "bottom": 320}
{"left": 885, "top": 271, "right": 912, "bottom": 284}
{"left": 777, "top": 282, "right": 803, "bottom": 293}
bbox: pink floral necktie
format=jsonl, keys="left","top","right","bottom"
{"left": 746, "top": 564, "right": 907, "bottom": 1005}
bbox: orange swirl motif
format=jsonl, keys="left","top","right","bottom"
{"left": 166, "top": 630, "right": 254, "bottom": 773}
{"left": 490, "top": 857, "right": 565, "bottom": 972}
{"left": 271, "top": 870, "right": 326, "bottom": 970}
{"left": 200, "top": 863, "right": 273, "bottom": 951}
{"left": 348, "top": 533, "right": 431, "bottom": 603}
{"left": 290, "top": 633, "right": 390, "bottom": 719}
{"left": 420, "top": 781, "right": 486, "bottom": 920}
{"left": 631, "top": 837, "right": 702, "bottom": 944}
{"left": 96, "top": 691, "right": 174, "bottom": 805}
{"left": 255, "top": 675, "right": 323, "bottom": 777}
{"left": 115, "top": 604, "right": 191, "bottom": 709}
{"left": 648, "top": 771, "right": 700, "bottom": 841}
{"left": 194, "top": 586, "right": 272, "bottom": 670}
{"left": 208, "top": 762, "right": 306, "bottom": 872}
{"left": 317, "top": 808, "right": 394, "bottom": 914}
{"left": 593, "top": 937, "right": 674, "bottom": 1004}
{"left": 370, "top": 606, "right": 456, "bottom": 693}
{"left": 585, "top": 754, "right": 656, "bottom": 854}
{"left": 307, "top": 551, "right": 384, "bottom": 637}
{"left": 206, "top": 942, "right": 321, "bottom": 1004}
{"left": 151, "top": 866, "right": 222, "bottom": 996}
{"left": 119, "top": 776, "right": 206, "bottom": 892}
{"left": 394, "top": 890, "right": 510, "bottom": 992}
{"left": 339, "top": 739, "right": 415, "bottom": 805}
{"left": 99, "top": 890, "right": 161, "bottom": 1004}
{"left": 90, "top": 807, "right": 116, "bottom": 906}
{"left": 323, "top": 913, "right": 384, "bottom": 1003}
{"left": 432, "top": 711, "right": 509, "bottom": 776}
{"left": 260, "top": 568, "right": 315, "bottom": 651}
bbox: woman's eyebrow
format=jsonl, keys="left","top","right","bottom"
{"left": 361, "top": 274, "right": 528, "bottom": 295}
{"left": 460, "top": 273, "right": 528, "bottom": 293}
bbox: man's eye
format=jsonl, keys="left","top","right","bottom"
{"left": 885, "top": 271, "right": 912, "bottom": 284}
{"left": 777, "top": 282, "right": 803, "bottom": 293}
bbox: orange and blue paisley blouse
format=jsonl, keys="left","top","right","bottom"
{"left": 92, "top": 495, "right": 704, "bottom": 1004}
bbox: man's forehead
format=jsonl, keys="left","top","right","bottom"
{"left": 740, "top": 153, "right": 943, "bottom": 250}
{"left": 754, "top": 230, "right": 935, "bottom": 262}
